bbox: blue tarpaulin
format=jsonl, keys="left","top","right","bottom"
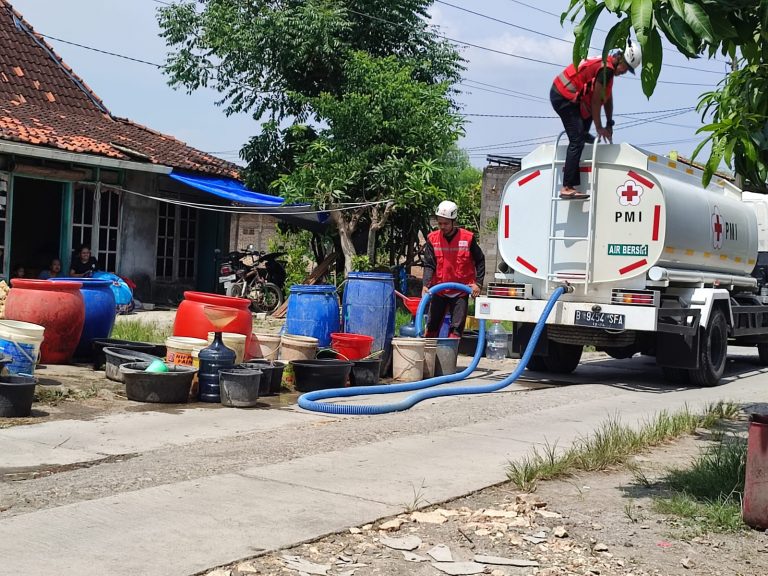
{"left": 169, "top": 171, "right": 284, "bottom": 206}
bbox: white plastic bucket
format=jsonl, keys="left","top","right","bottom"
{"left": 207, "top": 332, "right": 247, "bottom": 364}
{"left": 165, "top": 336, "right": 207, "bottom": 367}
{"left": 0, "top": 319, "right": 44, "bottom": 375}
{"left": 279, "top": 334, "right": 318, "bottom": 362}
{"left": 392, "top": 337, "right": 425, "bottom": 382}
{"left": 422, "top": 338, "right": 438, "bottom": 379}
{"left": 254, "top": 332, "right": 281, "bottom": 361}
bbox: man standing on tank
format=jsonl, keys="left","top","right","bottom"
{"left": 550, "top": 39, "right": 642, "bottom": 200}
{"left": 422, "top": 201, "right": 485, "bottom": 338}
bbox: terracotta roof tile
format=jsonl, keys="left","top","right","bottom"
{"left": 0, "top": 1, "right": 240, "bottom": 178}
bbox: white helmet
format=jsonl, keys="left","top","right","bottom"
{"left": 623, "top": 38, "right": 642, "bottom": 74}
{"left": 435, "top": 200, "right": 458, "bottom": 220}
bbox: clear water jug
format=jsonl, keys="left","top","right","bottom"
{"left": 485, "top": 321, "right": 507, "bottom": 360}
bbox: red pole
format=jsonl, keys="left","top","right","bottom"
{"left": 743, "top": 414, "right": 768, "bottom": 529}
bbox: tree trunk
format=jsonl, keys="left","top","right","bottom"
{"left": 366, "top": 226, "right": 377, "bottom": 266}
{"left": 366, "top": 202, "right": 395, "bottom": 267}
{"left": 331, "top": 210, "right": 358, "bottom": 275}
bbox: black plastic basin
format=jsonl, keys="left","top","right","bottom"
{"left": 120, "top": 362, "right": 196, "bottom": 403}
{"left": 0, "top": 374, "right": 36, "bottom": 417}
{"left": 349, "top": 358, "right": 382, "bottom": 387}
{"left": 92, "top": 339, "right": 158, "bottom": 370}
{"left": 240, "top": 360, "right": 286, "bottom": 395}
{"left": 103, "top": 347, "right": 162, "bottom": 382}
{"left": 291, "top": 359, "right": 352, "bottom": 393}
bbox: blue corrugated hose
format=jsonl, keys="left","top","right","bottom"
{"left": 297, "top": 283, "right": 565, "bottom": 415}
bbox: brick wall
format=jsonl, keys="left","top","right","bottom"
{"left": 229, "top": 213, "right": 279, "bottom": 253}
{"left": 478, "top": 164, "right": 520, "bottom": 286}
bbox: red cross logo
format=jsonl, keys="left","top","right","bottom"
{"left": 622, "top": 184, "right": 639, "bottom": 202}
{"left": 616, "top": 180, "right": 643, "bottom": 206}
{"left": 712, "top": 207, "right": 723, "bottom": 249}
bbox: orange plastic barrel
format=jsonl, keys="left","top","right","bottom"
{"left": 743, "top": 413, "right": 768, "bottom": 529}
{"left": 5, "top": 279, "right": 85, "bottom": 364}
{"left": 173, "top": 291, "right": 253, "bottom": 351}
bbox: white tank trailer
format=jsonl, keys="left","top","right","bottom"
{"left": 475, "top": 139, "right": 768, "bottom": 386}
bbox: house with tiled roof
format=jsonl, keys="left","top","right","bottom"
{"left": 0, "top": 0, "right": 284, "bottom": 299}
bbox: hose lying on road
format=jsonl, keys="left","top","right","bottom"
{"left": 297, "top": 283, "right": 566, "bottom": 415}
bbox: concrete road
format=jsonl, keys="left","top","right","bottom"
{"left": 0, "top": 350, "right": 766, "bottom": 576}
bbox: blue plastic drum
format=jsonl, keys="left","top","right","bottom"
{"left": 51, "top": 278, "right": 116, "bottom": 358}
{"left": 342, "top": 272, "right": 395, "bottom": 357}
{"left": 285, "top": 285, "right": 340, "bottom": 348}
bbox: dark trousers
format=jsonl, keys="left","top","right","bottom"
{"left": 550, "top": 86, "right": 592, "bottom": 188}
{"left": 426, "top": 294, "right": 469, "bottom": 338}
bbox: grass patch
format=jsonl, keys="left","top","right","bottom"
{"left": 34, "top": 383, "right": 103, "bottom": 405}
{"left": 395, "top": 308, "right": 414, "bottom": 335}
{"left": 110, "top": 320, "right": 172, "bottom": 344}
{"left": 652, "top": 435, "right": 747, "bottom": 534}
{"left": 506, "top": 401, "right": 739, "bottom": 492}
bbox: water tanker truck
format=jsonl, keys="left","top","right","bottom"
{"left": 475, "top": 137, "right": 768, "bottom": 386}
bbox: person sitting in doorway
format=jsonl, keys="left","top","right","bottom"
{"left": 38, "top": 258, "right": 63, "bottom": 280}
{"left": 11, "top": 264, "right": 25, "bottom": 279}
{"left": 69, "top": 245, "right": 99, "bottom": 278}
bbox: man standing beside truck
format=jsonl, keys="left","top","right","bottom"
{"left": 422, "top": 201, "right": 485, "bottom": 338}
{"left": 550, "top": 39, "right": 642, "bottom": 200}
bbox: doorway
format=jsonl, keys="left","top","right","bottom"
{"left": 10, "top": 177, "right": 64, "bottom": 279}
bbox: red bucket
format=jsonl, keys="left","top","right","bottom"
{"left": 330, "top": 332, "right": 374, "bottom": 361}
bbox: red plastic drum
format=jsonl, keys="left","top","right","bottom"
{"left": 173, "top": 291, "right": 253, "bottom": 350}
{"left": 5, "top": 279, "right": 85, "bottom": 364}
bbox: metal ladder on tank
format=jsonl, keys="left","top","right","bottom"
{"left": 545, "top": 132, "right": 600, "bottom": 295}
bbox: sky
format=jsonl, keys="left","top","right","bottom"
{"left": 9, "top": 0, "right": 728, "bottom": 171}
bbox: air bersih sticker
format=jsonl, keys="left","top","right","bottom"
{"left": 607, "top": 244, "right": 648, "bottom": 256}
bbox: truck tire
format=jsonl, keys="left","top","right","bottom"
{"left": 525, "top": 355, "right": 547, "bottom": 371}
{"left": 689, "top": 308, "right": 728, "bottom": 387}
{"left": 544, "top": 341, "right": 582, "bottom": 374}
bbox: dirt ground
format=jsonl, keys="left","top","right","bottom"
{"left": 204, "top": 431, "right": 767, "bottom": 576}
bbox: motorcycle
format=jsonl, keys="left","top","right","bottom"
{"left": 216, "top": 246, "right": 286, "bottom": 315}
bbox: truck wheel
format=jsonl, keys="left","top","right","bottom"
{"left": 525, "top": 355, "right": 547, "bottom": 371}
{"left": 605, "top": 345, "right": 636, "bottom": 360}
{"left": 758, "top": 343, "right": 768, "bottom": 365}
{"left": 544, "top": 341, "right": 582, "bottom": 374}
{"left": 689, "top": 308, "right": 728, "bottom": 387}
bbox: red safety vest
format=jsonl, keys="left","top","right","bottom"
{"left": 553, "top": 57, "right": 615, "bottom": 119}
{"left": 428, "top": 228, "right": 476, "bottom": 297}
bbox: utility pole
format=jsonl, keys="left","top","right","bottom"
{"left": 731, "top": 57, "right": 745, "bottom": 189}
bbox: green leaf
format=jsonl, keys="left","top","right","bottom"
{"left": 601, "top": 18, "right": 632, "bottom": 63}
{"left": 604, "top": 0, "right": 622, "bottom": 11}
{"left": 573, "top": 3, "right": 606, "bottom": 64}
{"left": 656, "top": 7, "right": 700, "bottom": 58}
{"left": 669, "top": 0, "right": 686, "bottom": 19}
{"left": 630, "top": 0, "right": 653, "bottom": 45}
{"left": 640, "top": 27, "right": 663, "bottom": 97}
{"left": 682, "top": 2, "right": 717, "bottom": 43}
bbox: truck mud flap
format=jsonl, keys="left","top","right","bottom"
{"left": 656, "top": 308, "right": 701, "bottom": 369}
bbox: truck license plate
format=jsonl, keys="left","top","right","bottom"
{"left": 574, "top": 310, "right": 625, "bottom": 329}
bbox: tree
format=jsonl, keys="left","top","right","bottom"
{"left": 273, "top": 52, "right": 462, "bottom": 272}
{"left": 157, "top": 0, "right": 464, "bottom": 271}
{"left": 565, "top": 0, "right": 768, "bottom": 191}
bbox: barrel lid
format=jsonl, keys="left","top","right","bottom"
{"left": 346, "top": 272, "right": 394, "bottom": 282}
{"left": 289, "top": 284, "right": 337, "bottom": 294}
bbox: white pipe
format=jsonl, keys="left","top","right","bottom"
{"left": 648, "top": 266, "right": 757, "bottom": 288}
{"left": 0, "top": 140, "right": 172, "bottom": 174}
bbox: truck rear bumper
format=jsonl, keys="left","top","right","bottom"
{"left": 475, "top": 297, "right": 657, "bottom": 331}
